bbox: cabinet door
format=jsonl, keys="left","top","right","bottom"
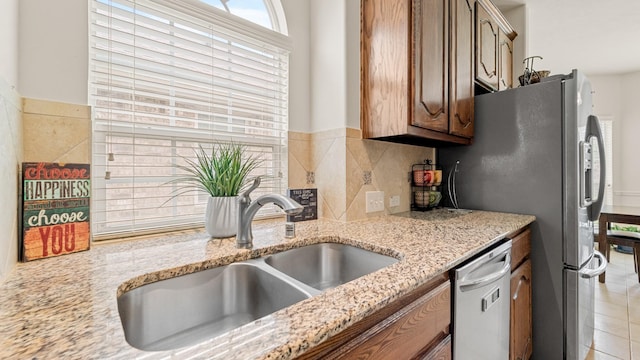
{"left": 361, "top": 0, "right": 411, "bottom": 139}
{"left": 449, "top": 0, "right": 474, "bottom": 138}
{"left": 498, "top": 29, "right": 514, "bottom": 90}
{"left": 420, "top": 335, "right": 452, "bottom": 360}
{"left": 510, "top": 227, "right": 531, "bottom": 271}
{"left": 510, "top": 259, "right": 533, "bottom": 360}
{"left": 328, "top": 282, "right": 451, "bottom": 359}
{"left": 475, "top": 1, "right": 498, "bottom": 91}
{"left": 412, "top": 0, "right": 449, "bottom": 133}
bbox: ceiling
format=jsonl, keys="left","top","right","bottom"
{"left": 492, "top": 0, "right": 640, "bottom": 76}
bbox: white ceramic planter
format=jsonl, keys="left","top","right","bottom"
{"left": 205, "top": 196, "right": 238, "bottom": 238}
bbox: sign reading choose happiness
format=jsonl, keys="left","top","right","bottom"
{"left": 21, "top": 162, "right": 91, "bottom": 261}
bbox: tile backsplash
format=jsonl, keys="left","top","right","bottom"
{"left": 22, "top": 98, "right": 91, "bottom": 163}
{"left": 289, "top": 128, "right": 435, "bottom": 221}
{"left": 6, "top": 96, "right": 433, "bottom": 276}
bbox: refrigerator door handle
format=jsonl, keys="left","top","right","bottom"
{"left": 587, "top": 115, "right": 606, "bottom": 221}
{"left": 579, "top": 250, "right": 607, "bottom": 279}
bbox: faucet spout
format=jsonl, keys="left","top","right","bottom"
{"left": 236, "top": 179, "right": 303, "bottom": 249}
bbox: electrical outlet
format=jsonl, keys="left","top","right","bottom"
{"left": 389, "top": 195, "right": 400, "bottom": 207}
{"left": 366, "top": 191, "right": 385, "bottom": 213}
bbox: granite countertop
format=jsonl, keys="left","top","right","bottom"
{"left": 0, "top": 209, "right": 534, "bottom": 359}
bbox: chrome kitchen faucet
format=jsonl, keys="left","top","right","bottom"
{"left": 237, "top": 178, "right": 303, "bottom": 249}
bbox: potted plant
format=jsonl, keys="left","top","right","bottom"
{"left": 169, "top": 142, "right": 262, "bottom": 238}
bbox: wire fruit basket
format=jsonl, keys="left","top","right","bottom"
{"left": 411, "top": 160, "right": 442, "bottom": 211}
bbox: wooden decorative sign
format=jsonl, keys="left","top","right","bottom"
{"left": 286, "top": 188, "right": 318, "bottom": 222}
{"left": 21, "top": 163, "right": 91, "bottom": 261}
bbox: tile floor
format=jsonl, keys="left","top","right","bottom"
{"left": 587, "top": 246, "right": 640, "bottom": 360}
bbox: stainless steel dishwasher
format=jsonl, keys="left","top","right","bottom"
{"left": 453, "top": 239, "right": 512, "bottom": 360}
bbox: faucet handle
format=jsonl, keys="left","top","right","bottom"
{"left": 241, "top": 177, "right": 261, "bottom": 199}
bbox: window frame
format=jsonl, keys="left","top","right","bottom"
{"left": 89, "top": 0, "right": 291, "bottom": 239}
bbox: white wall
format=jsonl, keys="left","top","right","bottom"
{"left": 590, "top": 72, "right": 640, "bottom": 206}
{"left": 345, "top": 0, "right": 360, "bottom": 130}
{"left": 281, "top": 0, "right": 311, "bottom": 133}
{"left": 503, "top": 5, "right": 528, "bottom": 86}
{"left": 307, "top": 0, "right": 361, "bottom": 132}
{"left": 1, "top": 0, "right": 18, "bottom": 86}
{"left": 617, "top": 72, "right": 640, "bottom": 206}
{"left": 18, "top": 0, "right": 88, "bottom": 105}
{"left": 309, "top": 0, "right": 347, "bottom": 133}
{"left": 0, "top": 0, "right": 22, "bottom": 283}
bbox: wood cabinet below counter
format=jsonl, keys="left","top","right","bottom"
{"left": 509, "top": 227, "right": 533, "bottom": 360}
{"left": 299, "top": 273, "right": 451, "bottom": 359}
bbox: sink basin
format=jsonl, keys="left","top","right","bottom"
{"left": 117, "top": 242, "right": 399, "bottom": 351}
{"left": 264, "top": 243, "right": 399, "bottom": 291}
{"left": 117, "top": 262, "right": 311, "bottom": 351}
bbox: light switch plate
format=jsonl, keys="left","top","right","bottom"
{"left": 389, "top": 195, "right": 400, "bottom": 207}
{"left": 366, "top": 191, "right": 385, "bottom": 213}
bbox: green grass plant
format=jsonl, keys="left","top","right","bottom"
{"left": 168, "top": 142, "right": 262, "bottom": 198}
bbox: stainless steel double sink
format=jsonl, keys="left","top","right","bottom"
{"left": 117, "top": 242, "right": 399, "bottom": 351}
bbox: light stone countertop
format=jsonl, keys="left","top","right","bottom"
{"left": 0, "top": 209, "right": 535, "bottom": 359}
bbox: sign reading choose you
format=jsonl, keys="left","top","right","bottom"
{"left": 21, "top": 162, "right": 91, "bottom": 261}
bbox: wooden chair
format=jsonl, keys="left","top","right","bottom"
{"left": 605, "top": 229, "right": 640, "bottom": 282}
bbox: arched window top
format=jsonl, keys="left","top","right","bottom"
{"left": 198, "top": 0, "right": 288, "bottom": 35}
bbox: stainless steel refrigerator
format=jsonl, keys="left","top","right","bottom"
{"left": 439, "top": 70, "right": 608, "bottom": 360}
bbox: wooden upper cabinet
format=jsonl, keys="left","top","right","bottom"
{"left": 413, "top": 0, "right": 449, "bottom": 134}
{"left": 475, "top": 0, "right": 517, "bottom": 92}
{"left": 361, "top": 0, "right": 514, "bottom": 146}
{"left": 361, "top": 0, "right": 476, "bottom": 146}
{"left": 475, "top": 1, "right": 499, "bottom": 91}
{"left": 499, "top": 29, "right": 514, "bottom": 90}
{"left": 449, "top": 0, "right": 475, "bottom": 138}
{"left": 361, "top": 0, "right": 412, "bottom": 141}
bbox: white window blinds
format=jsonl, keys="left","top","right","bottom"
{"left": 89, "top": 0, "right": 290, "bottom": 239}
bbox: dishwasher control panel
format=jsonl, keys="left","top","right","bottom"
{"left": 481, "top": 287, "right": 501, "bottom": 312}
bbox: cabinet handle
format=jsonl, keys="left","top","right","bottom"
{"left": 512, "top": 275, "right": 527, "bottom": 300}
{"left": 516, "top": 336, "right": 531, "bottom": 360}
{"left": 454, "top": 114, "right": 472, "bottom": 129}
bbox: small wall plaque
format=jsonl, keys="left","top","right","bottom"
{"left": 21, "top": 162, "right": 91, "bottom": 261}
{"left": 287, "top": 188, "right": 317, "bottom": 222}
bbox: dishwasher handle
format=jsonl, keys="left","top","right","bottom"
{"left": 459, "top": 253, "right": 511, "bottom": 291}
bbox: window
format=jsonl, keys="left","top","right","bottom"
{"left": 89, "top": 0, "right": 290, "bottom": 239}
{"left": 198, "top": 0, "right": 286, "bottom": 32}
